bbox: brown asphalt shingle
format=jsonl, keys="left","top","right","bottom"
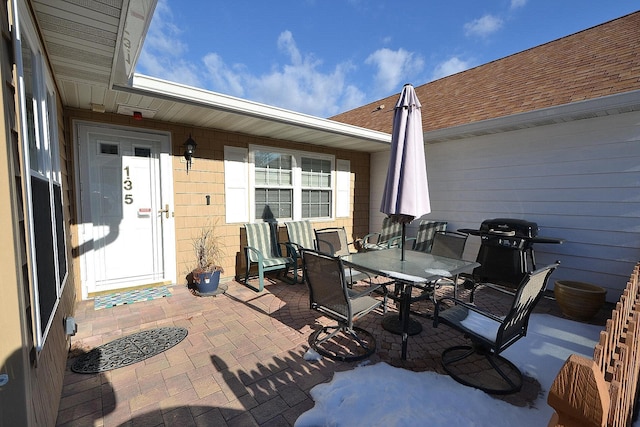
{"left": 331, "top": 12, "right": 640, "bottom": 134}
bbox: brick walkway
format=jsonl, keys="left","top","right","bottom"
{"left": 56, "top": 275, "right": 608, "bottom": 426}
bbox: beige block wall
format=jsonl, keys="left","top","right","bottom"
{"left": 65, "top": 109, "right": 370, "bottom": 288}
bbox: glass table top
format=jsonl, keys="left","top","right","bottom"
{"left": 342, "top": 248, "right": 479, "bottom": 284}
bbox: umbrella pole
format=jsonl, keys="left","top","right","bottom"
{"left": 401, "top": 223, "right": 406, "bottom": 261}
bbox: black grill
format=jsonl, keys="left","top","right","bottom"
{"left": 459, "top": 218, "right": 562, "bottom": 288}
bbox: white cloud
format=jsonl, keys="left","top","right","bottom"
{"left": 510, "top": 0, "right": 527, "bottom": 10}
{"left": 245, "top": 32, "right": 365, "bottom": 116}
{"left": 199, "top": 30, "right": 365, "bottom": 117}
{"left": 463, "top": 14, "right": 504, "bottom": 38}
{"left": 137, "top": 0, "right": 202, "bottom": 87}
{"left": 140, "top": 3, "right": 365, "bottom": 118}
{"left": 201, "top": 53, "right": 246, "bottom": 97}
{"left": 365, "top": 48, "right": 425, "bottom": 94}
{"left": 277, "top": 31, "right": 303, "bottom": 65}
{"left": 431, "top": 57, "right": 474, "bottom": 81}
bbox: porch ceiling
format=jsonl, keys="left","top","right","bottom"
{"left": 31, "top": 0, "right": 392, "bottom": 153}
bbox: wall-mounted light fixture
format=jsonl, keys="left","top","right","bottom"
{"left": 183, "top": 134, "right": 197, "bottom": 173}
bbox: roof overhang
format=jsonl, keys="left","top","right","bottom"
{"left": 114, "top": 75, "right": 391, "bottom": 152}
{"left": 424, "top": 90, "right": 640, "bottom": 143}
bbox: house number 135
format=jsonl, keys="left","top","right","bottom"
{"left": 123, "top": 166, "right": 133, "bottom": 204}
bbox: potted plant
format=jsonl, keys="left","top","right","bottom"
{"left": 191, "top": 222, "right": 224, "bottom": 293}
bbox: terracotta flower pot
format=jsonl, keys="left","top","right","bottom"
{"left": 554, "top": 280, "right": 606, "bottom": 321}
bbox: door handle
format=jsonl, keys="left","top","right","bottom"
{"left": 158, "top": 204, "right": 170, "bottom": 219}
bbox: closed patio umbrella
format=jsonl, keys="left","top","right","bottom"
{"left": 380, "top": 83, "right": 431, "bottom": 261}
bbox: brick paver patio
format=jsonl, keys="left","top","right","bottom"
{"left": 56, "top": 274, "right": 603, "bottom": 426}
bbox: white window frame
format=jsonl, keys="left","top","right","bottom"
{"left": 248, "top": 145, "right": 336, "bottom": 223}
{"left": 14, "top": 0, "right": 68, "bottom": 352}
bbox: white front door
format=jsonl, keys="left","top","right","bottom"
{"left": 76, "top": 123, "right": 176, "bottom": 297}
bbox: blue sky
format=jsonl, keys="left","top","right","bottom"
{"left": 137, "top": 1, "right": 638, "bottom": 118}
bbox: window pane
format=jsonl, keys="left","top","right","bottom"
{"left": 31, "top": 177, "right": 56, "bottom": 334}
{"left": 301, "top": 190, "right": 331, "bottom": 219}
{"left": 301, "top": 157, "right": 331, "bottom": 189}
{"left": 100, "top": 143, "right": 119, "bottom": 155}
{"left": 135, "top": 147, "right": 151, "bottom": 157}
{"left": 279, "top": 203, "right": 292, "bottom": 218}
{"left": 267, "top": 170, "right": 279, "bottom": 183}
{"left": 255, "top": 188, "right": 292, "bottom": 220}
{"left": 255, "top": 170, "right": 266, "bottom": 184}
{"left": 267, "top": 191, "right": 280, "bottom": 203}
{"left": 282, "top": 170, "right": 292, "bottom": 185}
{"left": 54, "top": 184, "right": 67, "bottom": 283}
{"left": 254, "top": 151, "right": 271, "bottom": 168}
{"left": 255, "top": 151, "right": 292, "bottom": 186}
{"left": 22, "top": 42, "right": 40, "bottom": 173}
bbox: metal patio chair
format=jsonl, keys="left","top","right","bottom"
{"left": 422, "top": 230, "right": 470, "bottom": 299}
{"left": 284, "top": 220, "right": 316, "bottom": 282}
{"left": 433, "top": 262, "right": 559, "bottom": 394}
{"left": 361, "top": 217, "right": 403, "bottom": 250}
{"left": 411, "top": 220, "right": 448, "bottom": 252}
{"left": 302, "top": 249, "right": 386, "bottom": 361}
{"left": 430, "top": 231, "right": 468, "bottom": 260}
{"left": 243, "top": 222, "right": 296, "bottom": 292}
{"left": 314, "top": 227, "right": 371, "bottom": 285}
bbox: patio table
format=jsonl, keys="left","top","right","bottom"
{"left": 342, "top": 248, "right": 479, "bottom": 359}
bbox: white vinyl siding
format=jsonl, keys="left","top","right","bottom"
{"left": 370, "top": 111, "right": 640, "bottom": 301}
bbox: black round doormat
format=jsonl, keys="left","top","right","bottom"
{"left": 71, "top": 327, "right": 188, "bottom": 374}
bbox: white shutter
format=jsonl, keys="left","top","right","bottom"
{"left": 336, "top": 159, "right": 350, "bottom": 218}
{"left": 224, "top": 146, "right": 249, "bottom": 223}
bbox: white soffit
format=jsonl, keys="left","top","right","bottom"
{"left": 114, "top": 74, "right": 392, "bottom": 152}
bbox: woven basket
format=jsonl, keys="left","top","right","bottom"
{"left": 554, "top": 280, "right": 606, "bottom": 321}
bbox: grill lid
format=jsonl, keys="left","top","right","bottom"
{"left": 479, "top": 218, "right": 539, "bottom": 238}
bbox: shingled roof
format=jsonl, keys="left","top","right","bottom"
{"left": 330, "top": 12, "right": 640, "bottom": 135}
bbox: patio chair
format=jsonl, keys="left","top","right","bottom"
{"left": 424, "top": 231, "right": 469, "bottom": 299}
{"left": 433, "top": 262, "right": 559, "bottom": 394}
{"left": 243, "top": 222, "right": 296, "bottom": 292}
{"left": 361, "top": 217, "right": 403, "bottom": 250}
{"left": 411, "top": 220, "right": 448, "bottom": 252}
{"left": 314, "top": 227, "right": 371, "bottom": 285}
{"left": 302, "top": 249, "right": 387, "bottom": 361}
{"left": 285, "top": 220, "right": 315, "bottom": 282}
{"left": 430, "top": 231, "right": 468, "bottom": 259}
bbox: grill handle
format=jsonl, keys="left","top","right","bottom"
{"left": 487, "top": 229, "right": 516, "bottom": 236}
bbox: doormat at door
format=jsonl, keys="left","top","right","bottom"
{"left": 71, "top": 327, "right": 188, "bottom": 373}
{"left": 94, "top": 285, "right": 172, "bottom": 310}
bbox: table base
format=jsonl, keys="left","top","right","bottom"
{"left": 382, "top": 314, "right": 422, "bottom": 336}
